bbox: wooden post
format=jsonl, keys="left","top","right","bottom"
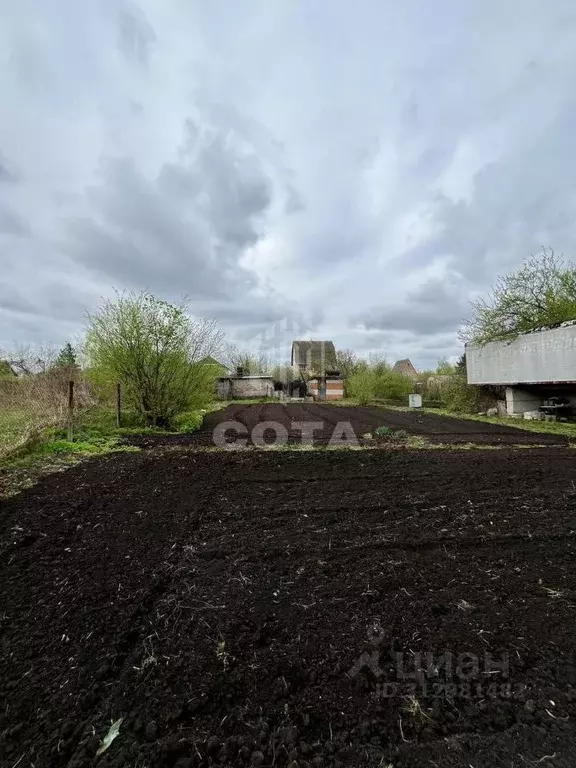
{"left": 67, "top": 380, "right": 74, "bottom": 442}
{"left": 116, "top": 382, "right": 122, "bottom": 428}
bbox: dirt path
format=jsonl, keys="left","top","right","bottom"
{"left": 2, "top": 446, "right": 576, "bottom": 766}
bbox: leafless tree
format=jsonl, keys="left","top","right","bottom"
{"left": 224, "top": 344, "right": 271, "bottom": 374}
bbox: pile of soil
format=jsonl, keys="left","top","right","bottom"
{"left": 2, "top": 446, "right": 576, "bottom": 766}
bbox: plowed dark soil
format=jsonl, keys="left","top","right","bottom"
{"left": 2, "top": 440, "right": 576, "bottom": 767}
{"left": 126, "top": 404, "right": 569, "bottom": 449}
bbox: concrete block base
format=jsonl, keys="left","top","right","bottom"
{"left": 505, "top": 387, "right": 541, "bottom": 416}
{"left": 523, "top": 410, "right": 542, "bottom": 421}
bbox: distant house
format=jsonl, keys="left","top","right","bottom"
{"left": 392, "top": 358, "right": 419, "bottom": 379}
{"left": 291, "top": 340, "right": 343, "bottom": 400}
{"left": 291, "top": 340, "right": 338, "bottom": 375}
{"left": 198, "top": 356, "right": 230, "bottom": 376}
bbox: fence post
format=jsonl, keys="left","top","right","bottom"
{"left": 116, "top": 382, "right": 122, "bottom": 428}
{"left": 67, "top": 380, "right": 74, "bottom": 442}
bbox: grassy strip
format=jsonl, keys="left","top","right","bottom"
{"left": 1, "top": 402, "right": 218, "bottom": 463}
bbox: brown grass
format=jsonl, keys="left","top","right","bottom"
{"left": 0, "top": 371, "right": 97, "bottom": 458}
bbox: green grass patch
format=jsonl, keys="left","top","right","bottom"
{"left": 2, "top": 403, "right": 213, "bottom": 466}
{"left": 4, "top": 431, "right": 140, "bottom": 467}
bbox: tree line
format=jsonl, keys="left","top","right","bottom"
{"left": 2, "top": 248, "right": 575, "bottom": 423}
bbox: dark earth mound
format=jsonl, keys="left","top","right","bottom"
{"left": 2, "top": 444, "right": 576, "bottom": 766}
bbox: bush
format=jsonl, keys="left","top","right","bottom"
{"left": 373, "top": 371, "right": 413, "bottom": 401}
{"left": 442, "top": 375, "right": 486, "bottom": 413}
{"left": 347, "top": 370, "right": 377, "bottom": 405}
{"left": 85, "top": 292, "right": 223, "bottom": 427}
{"left": 346, "top": 368, "right": 414, "bottom": 405}
{"left": 172, "top": 410, "right": 205, "bottom": 433}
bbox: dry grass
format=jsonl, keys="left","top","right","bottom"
{"left": 0, "top": 372, "right": 96, "bottom": 459}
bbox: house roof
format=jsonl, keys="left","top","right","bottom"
{"left": 291, "top": 340, "right": 337, "bottom": 371}
{"left": 392, "top": 358, "right": 419, "bottom": 377}
{"left": 199, "top": 356, "right": 229, "bottom": 371}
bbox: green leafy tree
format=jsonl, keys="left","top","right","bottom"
{"left": 435, "top": 357, "right": 457, "bottom": 375}
{"left": 373, "top": 370, "right": 413, "bottom": 401}
{"left": 336, "top": 348, "right": 367, "bottom": 378}
{"left": 54, "top": 342, "right": 78, "bottom": 369}
{"left": 346, "top": 369, "right": 377, "bottom": 405}
{"left": 461, "top": 248, "right": 576, "bottom": 345}
{"left": 341, "top": 352, "right": 413, "bottom": 401}
{"left": 367, "top": 353, "right": 390, "bottom": 377}
{"left": 85, "top": 292, "right": 224, "bottom": 427}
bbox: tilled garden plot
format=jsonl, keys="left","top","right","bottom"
{"left": 126, "top": 404, "right": 569, "bottom": 449}
{"left": 2, "top": 447, "right": 576, "bottom": 767}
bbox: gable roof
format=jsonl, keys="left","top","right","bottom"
{"left": 199, "top": 356, "right": 228, "bottom": 370}
{"left": 392, "top": 358, "right": 419, "bottom": 378}
{"left": 291, "top": 340, "right": 337, "bottom": 372}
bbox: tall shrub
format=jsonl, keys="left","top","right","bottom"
{"left": 347, "top": 369, "right": 377, "bottom": 405}
{"left": 85, "top": 292, "right": 223, "bottom": 427}
{"left": 374, "top": 371, "right": 413, "bottom": 401}
{"left": 442, "top": 375, "right": 485, "bottom": 413}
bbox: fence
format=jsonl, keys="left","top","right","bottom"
{"left": 0, "top": 371, "right": 123, "bottom": 460}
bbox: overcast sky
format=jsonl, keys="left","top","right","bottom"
{"left": 1, "top": 1, "right": 576, "bottom": 369}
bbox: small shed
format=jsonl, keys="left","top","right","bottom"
{"left": 218, "top": 373, "right": 274, "bottom": 399}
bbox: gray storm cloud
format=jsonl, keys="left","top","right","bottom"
{"left": 1, "top": 0, "right": 576, "bottom": 366}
